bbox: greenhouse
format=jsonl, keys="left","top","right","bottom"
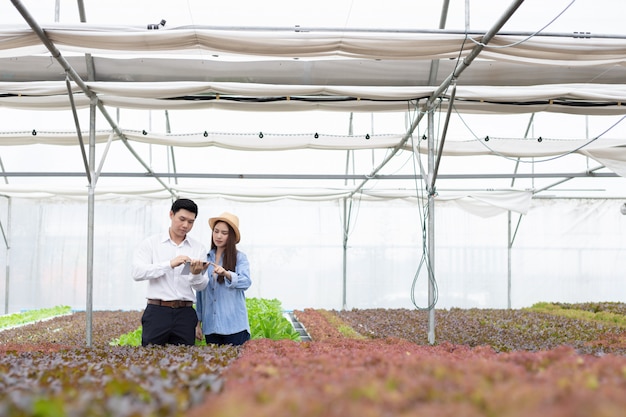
{"left": 2, "top": 0, "right": 626, "bottom": 415}
{"left": 1, "top": 0, "right": 625, "bottom": 317}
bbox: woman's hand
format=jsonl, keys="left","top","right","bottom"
{"left": 211, "top": 262, "right": 227, "bottom": 277}
{"left": 211, "top": 262, "right": 232, "bottom": 281}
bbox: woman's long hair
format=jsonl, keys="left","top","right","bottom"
{"left": 211, "top": 221, "right": 238, "bottom": 283}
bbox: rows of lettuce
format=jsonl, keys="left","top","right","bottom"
{"left": 2, "top": 302, "right": 626, "bottom": 416}
{"left": 0, "top": 298, "right": 299, "bottom": 417}
{"left": 0, "top": 298, "right": 300, "bottom": 347}
{"left": 189, "top": 301, "right": 626, "bottom": 417}
{"left": 321, "top": 301, "right": 626, "bottom": 354}
{"left": 0, "top": 305, "right": 72, "bottom": 330}
{"left": 4, "top": 301, "right": 626, "bottom": 351}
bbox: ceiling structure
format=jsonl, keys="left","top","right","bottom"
{"left": 0, "top": 0, "right": 625, "bottom": 202}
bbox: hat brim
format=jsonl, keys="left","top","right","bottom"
{"left": 209, "top": 216, "right": 241, "bottom": 243}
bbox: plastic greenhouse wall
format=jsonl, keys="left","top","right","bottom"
{"left": 1, "top": 196, "right": 625, "bottom": 314}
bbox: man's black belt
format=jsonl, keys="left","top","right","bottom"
{"left": 147, "top": 299, "right": 193, "bottom": 308}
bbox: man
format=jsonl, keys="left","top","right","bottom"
{"left": 132, "top": 198, "right": 209, "bottom": 346}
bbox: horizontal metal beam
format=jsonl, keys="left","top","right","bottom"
{"left": 174, "top": 25, "right": 626, "bottom": 40}
{"left": 0, "top": 172, "right": 619, "bottom": 180}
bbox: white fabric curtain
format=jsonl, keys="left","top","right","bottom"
{"left": 2, "top": 127, "right": 626, "bottom": 154}
{"left": 2, "top": 26, "right": 626, "bottom": 63}
{"left": 2, "top": 81, "right": 626, "bottom": 115}
{"left": 1, "top": 128, "right": 625, "bottom": 183}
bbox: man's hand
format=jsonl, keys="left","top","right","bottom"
{"left": 170, "top": 255, "right": 191, "bottom": 269}
{"left": 195, "top": 322, "right": 204, "bottom": 341}
{"left": 189, "top": 259, "right": 209, "bottom": 274}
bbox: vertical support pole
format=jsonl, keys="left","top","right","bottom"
{"left": 3, "top": 199, "right": 11, "bottom": 314}
{"left": 342, "top": 114, "right": 354, "bottom": 311}
{"left": 165, "top": 110, "right": 178, "bottom": 185}
{"left": 427, "top": 111, "right": 436, "bottom": 345}
{"left": 342, "top": 198, "right": 348, "bottom": 310}
{"left": 86, "top": 97, "right": 97, "bottom": 347}
{"left": 507, "top": 113, "right": 533, "bottom": 309}
{"left": 507, "top": 211, "right": 512, "bottom": 309}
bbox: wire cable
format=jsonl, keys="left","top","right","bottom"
{"left": 453, "top": 106, "right": 626, "bottom": 164}
{"left": 408, "top": 107, "right": 439, "bottom": 311}
{"left": 467, "top": 0, "right": 577, "bottom": 49}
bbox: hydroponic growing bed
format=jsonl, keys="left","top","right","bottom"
{"left": 2, "top": 303, "right": 626, "bottom": 416}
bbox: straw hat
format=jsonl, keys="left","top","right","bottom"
{"left": 209, "top": 212, "right": 241, "bottom": 243}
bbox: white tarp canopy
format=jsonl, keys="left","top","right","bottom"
{"left": 0, "top": 0, "right": 625, "bottom": 206}
{"left": 2, "top": 81, "right": 626, "bottom": 115}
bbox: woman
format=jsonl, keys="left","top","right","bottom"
{"left": 195, "top": 212, "right": 252, "bottom": 346}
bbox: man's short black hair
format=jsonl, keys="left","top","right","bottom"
{"left": 171, "top": 198, "right": 198, "bottom": 216}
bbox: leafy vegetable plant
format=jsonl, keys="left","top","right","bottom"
{"left": 247, "top": 298, "right": 301, "bottom": 341}
{"left": 110, "top": 297, "right": 300, "bottom": 346}
{"left": 0, "top": 305, "right": 71, "bottom": 329}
